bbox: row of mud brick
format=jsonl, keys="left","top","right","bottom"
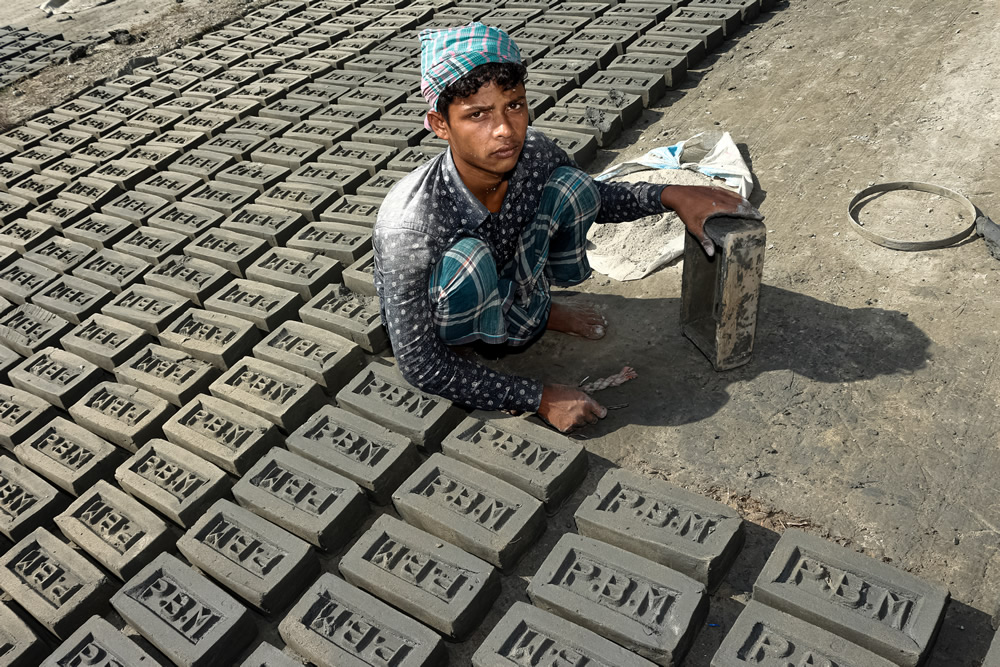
{"left": 0, "top": 27, "right": 80, "bottom": 90}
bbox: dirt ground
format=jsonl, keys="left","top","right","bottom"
{"left": 1, "top": 0, "right": 998, "bottom": 664}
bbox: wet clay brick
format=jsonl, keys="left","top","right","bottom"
{"left": 528, "top": 534, "right": 707, "bottom": 665}
{"left": 288, "top": 162, "right": 368, "bottom": 197}
{"left": 9, "top": 347, "right": 102, "bottom": 410}
{"left": 114, "top": 227, "right": 189, "bottom": 265}
{"left": 300, "top": 285, "right": 385, "bottom": 354}
{"left": 204, "top": 278, "right": 301, "bottom": 332}
{"left": 752, "top": 529, "right": 949, "bottom": 666}
{"left": 278, "top": 572, "right": 445, "bottom": 667}
{"left": 102, "top": 191, "right": 170, "bottom": 227}
{"left": 0, "top": 456, "right": 64, "bottom": 540}
{"left": 23, "top": 236, "right": 92, "bottom": 274}
{"left": 9, "top": 176, "right": 64, "bottom": 207}
{"left": 168, "top": 149, "right": 237, "bottom": 181}
{"left": 317, "top": 140, "right": 394, "bottom": 177}
{"left": 629, "top": 33, "right": 705, "bottom": 67}
{"left": 356, "top": 170, "right": 408, "bottom": 200}
{"left": 149, "top": 201, "right": 225, "bottom": 239}
{"left": 144, "top": 254, "right": 230, "bottom": 307}
{"left": 392, "top": 453, "right": 544, "bottom": 571}
{"left": 287, "top": 222, "right": 372, "bottom": 265}
{"left": 61, "top": 314, "right": 151, "bottom": 372}
{"left": 283, "top": 119, "right": 353, "bottom": 148}
{"left": 61, "top": 177, "right": 123, "bottom": 211}
{"left": 163, "top": 393, "right": 279, "bottom": 476}
{"left": 241, "top": 642, "right": 304, "bottom": 667}
{"left": 184, "top": 180, "right": 258, "bottom": 216}
{"left": 534, "top": 107, "right": 622, "bottom": 148}
{"left": 233, "top": 447, "right": 368, "bottom": 550}
{"left": 54, "top": 480, "right": 172, "bottom": 581}
{"left": 221, "top": 203, "right": 306, "bottom": 247}
{"left": 712, "top": 600, "right": 898, "bottom": 667}
{"left": 255, "top": 181, "right": 337, "bottom": 222}
{"left": 210, "top": 356, "right": 326, "bottom": 433}
{"left": 0, "top": 193, "right": 30, "bottom": 224}
{"left": 41, "top": 157, "right": 97, "bottom": 184}
{"left": 668, "top": 6, "right": 742, "bottom": 37}
{"left": 341, "top": 250, "right": 375, "bottom": 296}
{"left": 246, "top": 247, "right": 341, "bottom": 301}
{"left": 73, "top": 248, "right": 151, "bottom": 294}
{"left": 0, "top": 219, "right": 53, "bottom": 254}
{"left": 69, "top": 382, "right": 173, "bottom": 453}
{"left": 112, "top": 553, "right": 255, "bottom": 667}
{"left": 538, "top": 127, "right": 598, "bottom": 167}
{"left": 609, "top": 52, "right": 687, "bottom": 88}
{"left": 186, "top": 227, "right": 268, "bottom": 277}
{"left": 0, "top": 258, "right": 57, "bottom": 305}
{"left": 337, "top": 362, "right": 464, "bottom": 450}
{"left": 116, "top": 343, "right": 220, "bottom": 408}
{"left": 14, "top": 418, "right": 118, "bottom": 497}
{"left": 319, "top": 194, "right": 384, "bottom": 228}
{"left": 561, "top": 87, "right": 644, "bottom": 126}
{"left": 0, "top": 602, "right": 47, "bottom": 667}
{"left": 474, "top": 602, "right": 657, "bottom": 667}
{"left": 101, "top": 284, "right": 190, "bottom": 335}
{"left": 41, "top": 616, "right": 160, "bottom": 667}
{"left": 135, "top": 170, "right": 203, "bottom": 202}
{"left": 0, "top": 527, "right": 112, "bottom": 639}
{"left": 177, "top": 498, "right": 319, "bottom": 612}
{"left": 286, "top": 405, "right": 419, "bottom": 505}
{"left": 254, "top": 320, "right": 362, "bottom": 390}
{"left": 575, "top": 468, "right": 744, "bottom": 590}
{"left": 63, "top": 214, "right": 132, "bottom": 251}
{"left": 159, "top": 308, "right": 259, "bottom": 371}
{"left": 250, "top": 138, "right": 323, "bottom": 170}
{"left": 217, "top": 160, "right": 290, "bottom": 194}
{"left": 0, "top": 303, "right": 72, "bottom": 357}
{"left": 340, "top": 514, "right": 500, "bottom": 639}
{"left": 583, "top": 69, "right": 666, "bottom": 107}
{"left": 443, "top": 413, "right": 586, "bottom": 511}
{"left": 90, "top": 159, "right": 153, "bottom": 191}
{"left": 648, "top": 21, "right": 724, "bottom": 50}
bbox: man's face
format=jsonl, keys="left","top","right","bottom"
{"left": 429, "top": 81, "right": 530, "bottom": 178}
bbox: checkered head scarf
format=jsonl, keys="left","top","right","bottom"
{"left": 419, "top": 22, "right": 522, "bottom": 130}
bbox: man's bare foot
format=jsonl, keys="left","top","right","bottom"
{"left": 547, "top": 301, "right": 607, "bottom": 339}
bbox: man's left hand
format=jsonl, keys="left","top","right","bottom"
{"left": 661, "top": 185, "right": 761, "bottom": 257}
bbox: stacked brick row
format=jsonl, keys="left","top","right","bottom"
{"left": 0, "top": 27, "right": 80, "bottom": 90}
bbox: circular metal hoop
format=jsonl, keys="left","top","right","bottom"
{"left": 847, "top": 181, "right": 978, "bottom": 251}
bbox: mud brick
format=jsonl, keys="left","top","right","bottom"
{"left": 101, "top": 285, "right": 188, "bottom": 336}
{"left": 113, "top": 553, "right": 255, "bottom": 666}
{"left": 574, "top": 468, "right": 743, "bottom": 589}
{"left": 584, "top": 69, "right": 666, "bottom": 108}
{"left": 39, "top": 130, "right": 93, "bottom": 154}
{"left": 61, "top": 314, "right": 150, "bottom": 372}
{"left": 69, "top": 113, "right": 124, "bottom": 139}
{"left": 365, "top": 71, "right": 422, "bottom": 95}
{"left": 0, "top": 162, "right": 32, "bottom": 192}
{"left": 0, "top": 194, "right": 28, "bottom": 226}
{"left": 288, "top": 82, "right": 350, "bottom": 105}
{"left": 184, "top": 180, "right": 258, "bottom": 216}
{"left": 528, "top": 72, "right": 577, "bottom": 104}
{"left": 509, "top": 26, "right": 571, "bottom": 48}
{"left": 114, "top": 227, "right": 188, "bottom": 265}
{"left": 176, "top": 60, "right": 225, "bottom": 80}
{"left": 629, "top": 35, "right": 705, "bottom": 68}
{"left": 386, "top": 145, "right": 441, "bottom": 172}
{"left": 11, "top": 145, "right": 66, "bottom": 174}
{"left": 217, "top": 161, "right": 291, "bottom": 194}
{"left": 255, "top": 321, "right": 361, "bottom": 390}
{"left": 752, "top": 529, "right": 948, "bottom": 666}
{"left": 0, "top": 527, "right": 111, "bottom": 639}
{"left": 231, "top": 82, "right": 288, "bottom": 106}
{"left": 151, "top": 72, "right": 199, "bottom": 95}
{"left": 675, "top": 7, "right": 744, "bottom": 36}
{"left": 336, "top": 87, "right": 407, "bottom": 115}
{"left": 42, "top": 616, "right": 161, "bottom": 667}
{"left": 186, "top": 227, "right": 267, "bottom": 277}
{"left": 54, "top": 98, "right": 103, "bottom": 119}
{"left": 0, "top": 602, "right": 47, "bottom": 666}
{"left": 15, "top": 418, "right": 117, "bottom": 497}
{"left": 712, "top": 600, "right": 897, "bottom": 667}
{"left": 107, "top": 73, "right": 153, "bottom": 91}
{"left": 234, "top": 447, "right": 368, "bottom": 549}
{"left": 173, "top": 112, "right": 235, "bottom": 140}
{"left": 127, "top": 108, "right": 183, "bottom": 135}
{"left": 184, "top": 80, "right": 240, "bottom": 103}
{"left": 559, "top": 90, "right": 641, "bottom": 129}
{"left": 381, "top": 102, "right": 431, "bottom": 126}
{"left": 218, "top": 206, "right": 299, "bottom": 248}
{"left": 159, "top": 308, "right": 259, "bottom": 371}
{"left": 25, "top": 112, "right": 74, "bottom": 135}
{"left": 0, "top": 219, "right": 52, "bottom": 254}
{"left": 241, "top": 643, "right": 304, "bottom": 667}
{"left": 287, "top": 223, "right": 371, "bottom": 267}
{"left": 681, "top": 216, "right": 765, "bottom": 370}
{"left": 986, "top": 633, "right": 1000, "bottom": 666}
{"left": 318, "top": 143, "right": 394, "bottom": 180}
{"left": 355, "top": 170, "right": 407, "bottom": 200}
{"left": 392, "top": 453, "right": 543, "bottom": 570}
{"left": 535, "top": 107, "right": 623, "bottom": 148}
{"left": 116, "top": 343, "right": 219, "bottom": 408}
{"left": 144, "top": 254, "right": 230, "bottom": 307}
{"left": 23, "top": 236, "right": 92, "bottom": 274}
{"left": 89, "top": 159, "right": 152, "bottom": 192}
{"left": 147, "top": 130, "right": 205, "bottom": 153}
{"left": 63, "top": 213, "right": 131, "bottom": 251}
{"left": 588, "top": 14, "right": 655, "bottom": 36}
{"left": 14, "top": 341, "right": 99, "bottom": 407}
{"left": 169, "top": 148, "right": 237, "bottom": 180}
{"left": 69, "top": 382, "right": 172, "bottom": 453}
{"left": 353, "top": 118, "right": 427, "bottom": 150}
{"left": 311, "top": 107, "right": 381, "bottom": 135}
{"left": 73, "top": 248, "right": 150, "bottom": 294}
{"left": 8, "top": 174, "right": 63, "bottom": 206}
{"left": 0, "top": 303, "right": 72, "bottom": 357}
{"left": 102, "top": 125, "right": 157, "bottom": 148}
{"left": 203, "top": 47, "right": 250, "bottom": 70}
{"left": 31, "top": 274, "right": 111, "bottom": 326}
{"left": 1, "top": 455, "right": 61, "bottom": 541}
{"left": 157, "top": 95, "right": 212, "bottom": 116}
{"left": 178, "top": 498, "right": 318, "bottom": 613}
{"left": 248, "top": 246, "right": 341, "bottom": 301}
{"left": 125, "top": 85, "right": 177, "bottom": 107}
{"left": 283, "top": 120, "right": 354, "bottom": 148}
{"left": 280, "top": 572, "right": 444, "bottom": 667}
{"left": 0, "top": 126, "right": 45, "bottom": 151}
{"left": 608, "top": 1, "right": 675, "bottom": 20}
{"left": 121, "top": 146, "right": 181, "bottom": 173}
{"left": 260, "top": 99, "right": 324, "bottom": 124}
{"left": 341, "top": 249, "right": 375, "bottom": 296}
{"left": 527, "top": 533, "right": 706, "bottom": 664}
{"left": 250, "top": 137, "right": 323, "bottom": 170}
{"left": 0, "top": 257, "right": 47, "bottom": 305}
{"left": 210, "top": 357, "right": 325, "bottom": 433}
{"left": 610, "top": 52, "right": 688, "bottom": 89}
{"left": 135, "top": 171, "right": 202, "bottom": 203}
{"left": 0, "top": 385, "right": 53, "bottom": 457}
{"left": 40, "top": 157, "right": 95, "bottom": 185}
{"left": 300, "top": 284, "right": 386, "bottom": 353}
{"left": 230, "top": 58, "right": 280, "bottom": 78}
{"left": 205, "top": 278, "right": 302, "bottom": 332}
{"left": 475, "top": 602, "right": 657, "bottom": 667}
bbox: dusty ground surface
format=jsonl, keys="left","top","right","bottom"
{"left": 1, "top": 0, "right": 998, "bottom": 664}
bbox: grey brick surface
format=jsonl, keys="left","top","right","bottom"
{"left": 240, "top": 642, "right": 304, "bottom": 667}
{"left": 232, "top": 447, "right": 368, "bottom": 550}
{"left": 186, "top": 226, "right": 268, "bottom": 277}
{"left": 73, "top": 248, "right": 151, "bottom": 295}
{"left": 318, "top": 141, "right": 394, "bottom": 177}
{"left": 287, "top": 221, "right": 372, "bottom": 265}
{"left": 986, "top": 632, "right": 1000, "bottom": 667}
{"left": 443, "top": 413, "right": 587, "bottom": 510}
{"left": 0, "top": 527, "right": 112, "bottom": 639}
{"left": 337, "top": 362, "right": 465, "bottom": 450}
{"left": 184, "top": 180, "right": 258, "bottom": 216}
{"left": 575, "top": 468, "right": 744, "bottom": 590}
{"left": 669, "top": 6, "right": 742, "bottom": 36}
{"left": 473, "top": 602, "right": 657, "bottom": 667}
{"left": 101, "top": 284, "right": 190, "bottom": 335}
{"left": 752, "top": 529, "right": 949, "bottom": 666}
{"left": 203, "top": 278, "right": 301, "bottom": 332}
{"left": 9, "top": 346, "right": 102, "bottom": 410}
{"left": 221, "top": 203, "right": 305, "bottom": 248}
{"left": 158, "top": 308, "right": 260, "bottom": 371}
{"left": 54, "top": 480, "right": 172, "bottom": 581}
{"left": 13, "top": 417, "right": 118, "bottom": 497}
{"left": 299, "top": 284, "right": 387, "bottom": 354}
{"left": 0, "top": 384, "right": 55, "bottom": 451}
{"left": 144, "top": 254, "right": 230, "bottom": 307}
{"left": 527, "top": 533, "right": 707, "bottom": 665}
{"left": 41, "top": 615, "right": 159, "bottom": 667}
{"left": 0, "top": 602, "right": 47, "bottom": 667}
{"left": 116, "top": 343, "right": 220, "bottom": 407}
{"left": 583, "top": 69, "right": 666, "bottom": 107}
{"left": 163, "top": 393, "right": 279, "bottom": 476}
{"left": 30, "top": 274, "right": 111, "bottom": 325}
{"left": 246, "top": 246, "right": 341, "bottom": 301}
{"left": 278, "top": 572, "right": 445, "bottom": 667}
{"left": 0, "top": 455, "right": 64, "bottom": 541}
{"left": 393, "top": 453, "right": 544, "bottom": 571}
{"left": 254, "top": 320, "right": 363, "bottom": 391}
{"left": 0, "top": 258, "right": 57, "bottom": 305}
{"left": 63, "top": 213, "right": 132, "bottom": 251}
{"left": 210, "top": 356, "right": 325, "bottom": 433}
{"left": 113, "top": 227, "right": 189, "bottom": 265}
{"left": 112, "top": 553, "right": 255, "bottom": 667}
{"left": 116, "top": 438, "right": 229, "bottom": 527}
{"left": 341, "top": 514, "right": 501, "bottom": 639}
{"left": 0, "top": 303, "right": 72, "bottom": 357}
{"left": 69, "top": 382, "right": 173, "bottom": 453}
{"left": 319, "top": 193, "right": 384, "bottom": 228}
{"left": 61, "top": 313, "right": 151, "bottom": 372}
{"left": 711, "top": 600, "right": 898, "bottom": 667}
{"left": 177, "top": 498, "right": 318, "bottom": 612}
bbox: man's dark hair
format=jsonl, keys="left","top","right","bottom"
{"left": 436, "top": 61, "right": 528, "bottom": 119}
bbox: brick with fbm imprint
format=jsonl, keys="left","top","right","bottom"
{"left": 185, "top": 227, "right": 269, "bottom": 278}
{"left": 61, "top": 313, "right": 151, "bottom": 372}
{"left": 254, "top": 320, "right": 364, "bottom": 391}
{"left": 752, "top": 529, "right": 949, "bottom": 667}
{"left": 527, "top": 533, "right": 707, "bottom": 666}
{"left": 443, "top": 413, "right": 587, "bottom": 511}
{"left": 14, "top": 417, "right": 119, "bottom": 496}
{"left": 116, "top": 343, "right": 220, "bottom": 407}
{"left": 159, "top": 308, "right": 260, "bottom": 371}
{"left": 41, "top": 616, "right": 160, "bottom": 667}
{"left": 112, "top": 553, "right": 256, "bottom": 667}
{"left": 393, "top": 453, "right": 545, "bottom": 571}
{"left": 232, "top": 447, "right": 369, "bottom": 550}
{"left": 575, "top": 468, "right": 744, "bottom": 590}
{"left": 144, "top": 254, "right": 231, "bottom": 307}
{"left": 0, "top": 303, "right": 72, "bottom": 357}
{"left": 0, "top": 384, "right": 55, "bottom": 451}
{"left": 0, "top": 455, "right": 65, "bottom": 541}
{"left": 54, "top": 479, "right": 172, "bottom": 581}
{"left": 210, "top": 357, "right": 325, "bottom": 433}
{"left": 101, "top": 283, "right": 190, "bottom": 335}
{"left": 286, "top": 405, "right": 420, "bottom": 505}
{"left": 246, "top": 246, "right": 341, "bottom": 301}
{"left": 177, "top": 498, "right": 319, "bottom": 613}
{"left": 204, "top": 278, "right": 302, "bottom": 332}
{"left": 70, "top": 382, "right": 174, "bottom": 453}
{"left": 9, "top": 346, "right": 103, "bottom": 410}
{"left": 341, "top": 514, "right": 501, "bottom": 639}
{"left": 300, "top": 284, "right": 388, "bottom": 354}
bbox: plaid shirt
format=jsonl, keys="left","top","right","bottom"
{"left": 373, "top": 127, "right": 666, "bottom": 412}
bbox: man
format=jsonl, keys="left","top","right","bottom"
{"left": 373, "top": 23, "right": 755, "bottom": 432}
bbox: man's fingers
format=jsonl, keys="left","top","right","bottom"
{"left": 701, "top": 238, "right": 715, "bottom": 257}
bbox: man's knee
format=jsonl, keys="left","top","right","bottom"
{"left": 430, "top": 237, "right": 498, "bottom": 306}
{"left": 545, "top": 166, "right": 600, "bottom": 222}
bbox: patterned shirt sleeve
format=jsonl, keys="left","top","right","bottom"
{"left": 594, "top": 180, "right": 668, "bottom": 223}
{"left": 373, "top": 226, "right": 545, "bottom": 413}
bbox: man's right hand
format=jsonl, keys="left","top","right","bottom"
{"left": 537, "top": 384, "right": 607, "bottom": 433}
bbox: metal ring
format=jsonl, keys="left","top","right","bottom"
{"left": 847, "top": 181, "right": 978, "bottom": 251}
